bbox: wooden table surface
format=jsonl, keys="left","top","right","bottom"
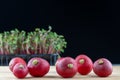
{"left": 0, "top": 65, "right": 120, "bottom": 80}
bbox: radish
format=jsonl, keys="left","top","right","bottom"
{"left": 93, "top": 58, "right": 113, "bottom": 77}
{"left": 56, "top": 57, "right": 77, "bottom": 78}
{"left": 27, "top": 57, "right": 50, "bottom": 77}
{"left": 9, "top": 57, "right": 27, "bottom": 72}
{"left": 13, "top": 63, "right": 28, "bottom": 78}
{"left": 75, "top": 54, "right": 93, "bottom": 75}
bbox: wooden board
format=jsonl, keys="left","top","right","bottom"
{"left": 0, "top": 65, "right": 120, "bottom": 80}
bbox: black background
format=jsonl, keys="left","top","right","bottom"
{"left": 0, "top": 0, "right": 120, "bottom": 63}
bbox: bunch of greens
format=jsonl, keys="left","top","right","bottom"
{"left": 0, "top": 26, "right": 67, "bottom": 54}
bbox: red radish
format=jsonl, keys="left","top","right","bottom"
{"left": 93, "top": 58, "right": 113, "bottom": 77}
{"left": 9, "top": 57, "right": 27, "bottom": 72}
{"left": 27, "top": 57, "right": 50, "bottom": 77}
{"left": 56, "top": 57, "right": 77, "bottom": 78}
{"left": 75, "top": 54, "right": 93, "bottom": 75}
{"left": 13, "top": 63, "right": 28, "bottom": 79}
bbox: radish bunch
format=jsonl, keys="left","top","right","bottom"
{"left": 75, "top": 54, "right": 113, "bottom": 77}
{"left": 0, "top": 26, "right": 67, "bottom": 54}
{"left": 56, "top": 54, "right": 113, "bottom": 78}
{"left": 9, "top": 57, "right": 50, "bottom": 79}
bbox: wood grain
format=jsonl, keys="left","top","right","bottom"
{"left": 0, "top": 65, "right": 120, "bottom": 80}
